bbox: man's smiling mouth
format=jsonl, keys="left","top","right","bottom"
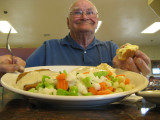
{"left": 76, "top": 20, "right": 94, "bottom": 25}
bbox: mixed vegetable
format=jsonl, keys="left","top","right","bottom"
{"left": 27, "top": 69, "right": 135, "bottom": 96}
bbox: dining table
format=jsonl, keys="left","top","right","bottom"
{"left": 0, "top": 86, "right": 160, "bottom": 120}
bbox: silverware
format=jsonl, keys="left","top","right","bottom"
{"left": 6, "top": 27, "right": 14, "bottom": 64}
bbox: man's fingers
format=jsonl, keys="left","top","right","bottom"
{"left": 126, "top": 57, "right": 140, "bottom": 73}
{"left": 17, "top": 65, "right": 25, "bottom": 73}
{"left": 0, "top": 64, "right": 24, "bottom": 73}
{"left": 134, "top": 57, "right": 151, "bottom": 76}
{"left": 135, "top": 50, "right": 150, "bottom": 65}
{"left": 0, "top": 55, "right": 11, "bottom": 64}
{"left": 14, "top": 57, "right": 26, "bottom": 67}
{"left": 114, "top": 54, "right": 150, "bottom": 76}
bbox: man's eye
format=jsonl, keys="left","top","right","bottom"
{"left": 74, "top": 11, "right": 82, "bottom": 15}
{"left": 86, "top": 11, "right": 94, "bottom": 15}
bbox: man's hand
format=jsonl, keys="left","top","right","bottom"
{"left": 0, "top": 55, "right": 26, "bottom": 73}
{"left": 113, "top": 50, "right": 151, "bottom": 76}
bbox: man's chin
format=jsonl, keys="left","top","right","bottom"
{"left": 78, "top": 30, "right": 94, "bottom": 34}
{"left": 77, "top": 28, "right": 95, "bottom": 33}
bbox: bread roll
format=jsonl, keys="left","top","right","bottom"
{"left": 116, "top": 43, "right": 139, "bottom": 61}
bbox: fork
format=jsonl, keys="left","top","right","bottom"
{"left": 6, "top": 27, "right": 14, "bottom": 64}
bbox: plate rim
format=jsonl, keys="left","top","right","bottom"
{"left": 136, "top": 90, "right": 160, "bottom": 97}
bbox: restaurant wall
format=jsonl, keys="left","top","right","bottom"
{"left": 140, "top": 46, "right": 160, "bottom": 60}
{"left": 0, "top": 48, "right": 36, "bottom": 60}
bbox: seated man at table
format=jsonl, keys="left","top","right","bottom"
{"left": 26, "top": 0, "right": 150, "bottom": 76}
{"left": 0, "top": 55, "right": 26, "bottom": 78}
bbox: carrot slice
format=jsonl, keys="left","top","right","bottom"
{"left": 116, "top": 74, "right": 125, "bottom": 77}
{"left": 108, "top": 72, "right": 112, "bottom": 76}
{"left": 56, "top": 73, "right": 68, "bottom": 90}
{"left": 96, "top": 90, "right": 111, "bottom": 95}
{"left": 57, "top": 79, "right": 68, "bottom": 90}
{"left": 106, "top": 76, "right": 111, "bottom": 80}
{"left": 88, "top": 87, "right": 97, "bottom": 95}
{"left": 108, "top": 86, "right": 114, "bottom": 91}
{"left": 99, "top": 82, "right": 107, "bottom": 91}
{"left": 99, "top": 82, "right": 107, "bottom": 86}
{"left": 83, "top": 72, "right": 89, "bottom": 74}
{"left": 125, "top": 78, "right": 130, "bottom": 85}
{"left": 56, "top": 73, "right": 66, "bottom": 81}
{"left": 105, "top": 71, "right": 113, "bottom": 80}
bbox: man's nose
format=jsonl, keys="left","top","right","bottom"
{"left": 81, "top": 12, "right": 88, "bottom": 18}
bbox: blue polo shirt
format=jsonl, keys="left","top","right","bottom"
{"left": 26, "top": 34, "right": 118, "bottom": 67}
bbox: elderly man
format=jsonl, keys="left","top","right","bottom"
{"left": 26, "top": 0, "right": 150, "bottom": 76}
{"left": 0, "top": 55, "right": 26, "bottom": 78}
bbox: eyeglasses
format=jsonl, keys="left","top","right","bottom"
{"left": 70, "top": 10, "right": 98, "bottom": 18}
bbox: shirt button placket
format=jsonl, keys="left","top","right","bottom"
{"left": 83, "top": 50, "right": 87, "bottom": 65}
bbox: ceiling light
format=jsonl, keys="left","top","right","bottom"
{"left": 141, "top": 22, "right": 160, "bottom": 33}
{"left": 0, "top": 21, "right": 17, "bottom": 33}
{"left": 95, "top": 21, "right": 102, "bottom": 33}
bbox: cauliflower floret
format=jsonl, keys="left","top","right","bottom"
{"left": 66, "top": 71, "right": 77, "bottom": 82}
{"left": 76, "top": 81, "right": 88, "bottom": 94}
{"left": 38, "top": 88, "right": 57, "bottom": 95}
{"left": 77, "top": 73, "right": 89, "bottom": 80}
{"left": 117, "top": 76, "right": 125, "bottom": 83}
{"left": 115, "top": 88, "right": 123, "bottom": 93}
{"left": 93, "top": 76, "right": 100, "bottom": 83}
{"left": 92, "top": 83, "right": 101, "bottom": 90}
{"left": 66, "top": 72, "right": 79, "bottom": 87}
{"left": 113, "top": 82, "right": 119, "bottom": 88}
{"left": 99, "top": 76, "right": 107, "bottom": 83}
{"left": 68, "top": 80, "right": 77, "bottom": 87}
{"left": 119, "top": 82, "right": 125, "bottom": 88}
{"left": 125, "top": 84, "right": 133, "bottom": 91}
{"left": 106, "top": 80, "right": 112, "bottom": 87}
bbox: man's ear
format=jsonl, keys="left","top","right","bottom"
{"left": 67, "top": 17, "right": 70, "bottom": 29}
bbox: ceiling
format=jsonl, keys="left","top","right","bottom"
{"left": 0, "top": 0, "right": 160, "bottom": 48}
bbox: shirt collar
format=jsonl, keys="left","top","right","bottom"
{"left": 61, "top": 33, "right": 103, "bottom": 50}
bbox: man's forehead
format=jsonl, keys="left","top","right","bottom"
{"left": 71, "top": 7, "right": 95, "bottom": 11}
{"left": 69, "top": 0, "right": 97, "bottom": 12}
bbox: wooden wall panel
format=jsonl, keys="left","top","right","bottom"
{"left": 0, "top": 48, "right": 36, "bottom": 60}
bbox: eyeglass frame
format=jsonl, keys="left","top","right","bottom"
{"left": 69, "top": 9, "right": 98, "bottom": 18}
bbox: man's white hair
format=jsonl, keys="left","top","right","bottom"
{"left": 68, "top": 0, "right": 98, "bottom": 14}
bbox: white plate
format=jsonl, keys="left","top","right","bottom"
{"left": 1, "top": 66, "right": 148, "bottom": 107}
{"left": 136, "top": 90, "right": 160, "bottom": 105}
